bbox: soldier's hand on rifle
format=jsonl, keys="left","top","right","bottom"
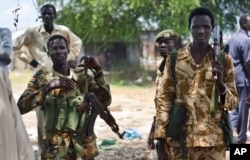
{"left": 79, "top": 55, "right": 102, "bottom": 71}
{"left": 211, "top": 60, "right": 224, "bottom": 84}
{"left": 43, "top": 77, "right": 76, "bottom": 94}
{"left": 212, "top": 60, "right": 228, "bottom": 94}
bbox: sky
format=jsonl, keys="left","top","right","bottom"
{"left": 1, "top": 0, "right": 42, "bottom": 32}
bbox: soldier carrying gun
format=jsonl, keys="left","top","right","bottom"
{"left": 17, "top": 34, "right": 124, "bottom": 160}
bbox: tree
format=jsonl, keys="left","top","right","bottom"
{"left": 35, "top": 0, "right": 250, "bottom": 53}
{"left": 36, "top": 0, "right": 250, "bottom": 42}
{"left": 36, "top": 0, "right": 197, "bottom": 44}
{"left": 200, "top": 0, "right": 250, "bottom": 33}
{"left": 28, "top": 0, "right": 250, "bottom": 83}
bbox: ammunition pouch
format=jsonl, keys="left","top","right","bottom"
{"left": 45, "top": 95, "right": 84, "bottom": 132}
{"left": 166, "top": 103, "right": 188, "bottom": 160}
{"left": 166, "top": 103, "right": 187, "bottom": 138}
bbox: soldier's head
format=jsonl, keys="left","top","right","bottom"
{"left": 40, "top": 4, "right": 56, "bottom": 25}
{"left": 155, "top": 29, "right": 177, "bottom": 57}
{"left": 239, "top": 14, "right": 250, "bottom": 32}
{"left": 188, "top": 7, "right": 214, "bottom": 45}
{"left": 47, "top": 35, "right": 70, "bottom": 66}
{"left": 188, "top": 7, "right": 215, "bottom": 30}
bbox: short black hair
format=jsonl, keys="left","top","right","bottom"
{"left": 239, "top": 14, "right": 250, "bottom": 27}
{"left": 40, "top": 4, "right": 57, "bottom": 17}
{"left": 188, "top": 7, "right": 215, "bottom": 29}
{"left": 47, "top": 35, "right": 69, "bottom": 55}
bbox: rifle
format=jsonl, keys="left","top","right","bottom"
{"left": 212, "top": 26, "right": 233, "bottom": 150}
{"left": 74, "top": 59, "right": 125, "bottom": 139}
{"left": 210, "top": 25, "right": 220, "bottom": 118}
{"left": 85, "top": 92, "right": 125, "bottom": 139}
{"left": 213, "top": 25, "right": 220, "bottom": 80}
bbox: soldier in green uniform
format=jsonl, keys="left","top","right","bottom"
{"left": 17, "top": 34, "right": 111, "bottom": 160}
{"left": 147, "top": 29, "right": 178, "bottom": 160}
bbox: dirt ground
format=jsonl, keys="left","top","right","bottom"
{"left": 11, "top": 74, "right": 158, "bottom": 160}
{"left": 11, "top": 70, "right": 240, "bottom": 160}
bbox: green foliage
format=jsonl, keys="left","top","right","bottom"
{"left": 34, "top": 0, "right": 250, "bottom": 84}
{"left": 36, "top": 0, "right": 250, "bottom": 46}
{"left": 37, "top": 0, "right": 196, "bottom": 45}
{"left": 26, "top": 0, "right": 250, "bottom": 85}
{"left": 199, "top": 0, "right": 250, "bottom": 32}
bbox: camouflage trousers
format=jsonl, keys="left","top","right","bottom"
{"left": 169, "top": 145, "right": 225, "bottom": 160}
{"left": 41, "top": 132, "right": 98, "bottom": 160}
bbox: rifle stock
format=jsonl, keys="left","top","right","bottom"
{"left": 85, "top": 92, "right": 125, "bottom": 139}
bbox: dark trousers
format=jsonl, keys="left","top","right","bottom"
{"left": 230, "top": 86, "right": 250, "bottom": 143}
{"left": 156, "top": 141, "right": 169, "bottom": 160}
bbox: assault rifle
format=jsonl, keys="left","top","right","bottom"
{"left": 212, "top": 25, "right": 233, "bottom": 150}
{"left": 213, "top": 25, "right": 220, "bottom": 80}
{"left": 74, "top": 58, "right": 125, "bottom": 139}
{"left": 84, "top": 92, "right": 125, "bottom": 139}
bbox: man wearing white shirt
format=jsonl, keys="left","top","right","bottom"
{"left": 0, "top": 27, "right": 34, "bottom": 160}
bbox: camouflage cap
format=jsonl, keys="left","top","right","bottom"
{"left": 155, "top": 29, "right": 177, "bottom": 42}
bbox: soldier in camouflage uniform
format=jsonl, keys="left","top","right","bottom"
{"left": 147, "top": 29, "right": 178, "bottom": 160}
{"left": 13, "top": 4, "right": 83, "bottom": 156}
{"left": 154, "top": 7, "right": 238, "bottom": 159}
{"left": 17, "top": 35, "right": 111, "bottom": 160}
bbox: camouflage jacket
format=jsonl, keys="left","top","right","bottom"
{"left": 17, "top": 68, "right": 111, "bottom": 116}
{"left": 154, "top": 44, "right": 238, "bottom": 147}
{"left": 154, "top": 58, "right": 166, "bottom": 107}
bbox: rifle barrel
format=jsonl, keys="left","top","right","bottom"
{"left": 213, "top": 25, "right": 220, "bottom": 79}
